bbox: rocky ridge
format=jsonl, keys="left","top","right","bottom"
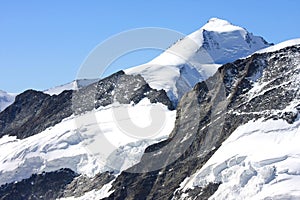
{"left": 0, "top": 71, "right": 173, "bottom": 139}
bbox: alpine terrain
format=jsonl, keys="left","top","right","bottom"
{"left": 0, "top": 18, "right": 299, "bottom": 200}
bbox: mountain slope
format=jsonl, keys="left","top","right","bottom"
{"left": 126, "top": 18, "right": 272, "bottom": 103}
{"left": 0, "top": 20, "right": 299, "bottom": 200}
{"left": 182, "top": 116, "right": 300, "bottom": 199}
{"left": 177, "top": 41, "right": 300, "bottom": 200}
{"left": 0, "top": 79, "right": 98, "bottom": 113}
{"left": 255, "top": 38, "right": 300, "bottom": 54}
{"left": 0, "top": 71, "right": 176, "bottom": 189}
{"left": 0, "top": 71, "right": 173, "bottom": 140}
{"left": 104, "top": 43, "right": 300, "bottom": 200}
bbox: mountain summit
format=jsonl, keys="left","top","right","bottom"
{"left": 1, "top": 18, "right": 299, "bottom": 200}
{"left": 126, "top": 18, "right": 272, "bottom": 103}
{"left": 203, "top": 17, "right": 243, "bottom": 32}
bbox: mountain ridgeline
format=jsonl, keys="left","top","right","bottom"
{"left": 0, "top": 71, "right": 173, "bottom": 139}
{"left": 0, "top": 18, "right": 299, "bottom": 199}
{"left": 103, "top": 44, "right": 300, "bottom": 200}
{"left": 0, "top": 43, "right": 299, "bottom": 199}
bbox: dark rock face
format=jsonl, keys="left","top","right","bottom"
{"left": 0, "top": 90, "right": 73, "bottom": 139}
{"left": 0, "top": 169, "right": 115, "bottom": 200}
{"left": 61, "top": 172, "right": 115, "bottom": 198}
{"left": 103, "top": 71, "right": 173, "bottom": 109}
{"left": 173, "top": 182, "right": 221, "bottom": 200}
{"left": 103, "top": 46, "right": 300, "bottom": 199}
{"left": 0, "top": 168, "right": 78, "bottom": 200}
{"left": 105, "top": 66, "right": 229, "bottom": 200}
{"left": 0, "top": 71, "right": 173, "bottom": 139}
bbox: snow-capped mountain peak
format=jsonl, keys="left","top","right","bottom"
{"left": 202, "top": 17, "right": 243, "bottom": 33}
{"left": 0, "top": 18, "right": 299, "bottom": 200}
{"left": 126, "top": 18, "right": 272, "bottom": 103}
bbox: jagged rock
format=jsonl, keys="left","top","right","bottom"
{"left": 60, "top": 172, "right": 115, "bottom": 198}
{"left": 0, "top": 90, "right": 73, "bottom": 139}
{"left": 0, "top": 169, "right": 115, "bottom": 200}
{"left": 173, "top": 182, "right": 221, "bottom": 200}
{"left": 0, "top": 71, "right": 173, "bottom": 139}
{"left": 0, "top": 168, "right": 78, "bottom": 200}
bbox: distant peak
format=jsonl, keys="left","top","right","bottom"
{"left": 0, "top": 90, "right": 8, "bottom": 95}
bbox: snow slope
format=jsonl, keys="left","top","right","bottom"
{"left": 256, "top": 38, "right": 300, "bottom": 54}
{"left": 175, "top": 39, "right": 300, "bottom": 200}
{"left": 180, "top": 109, "right": 300, "bottom": 199}
{"left": 44, "top": 79, "right": 99, "bottom": 95}
{"left": 0, "top": 98, "right": 176, "bottom": 185}
{"left": 0, "top": 90, "right": 16, "bottom": 112}
{"left": 126, "top": 18, "right": 271, "bottom": 102}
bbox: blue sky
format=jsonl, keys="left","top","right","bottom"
{"left": 1, "top": 0, "right": 300, "bottom": 93}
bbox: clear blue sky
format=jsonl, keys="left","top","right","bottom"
{"left": 1, "top": 0, "right": 300, "bottom": 93}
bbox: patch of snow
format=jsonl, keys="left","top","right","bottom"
{"left": 44, "top": 82, "right": 77, "bottom": 95}
{"left": 256, "top": 38, "right": 300, "bottom": 54}
{"left": 58, "top": 179, "right": 115, "bottom": 200}
{"left": 44, "top": 79, "right": 99, "bottom": 95}
{"left": 246, "top": 54, "right": 299, "bottom": 103}
{"left": 126, "top": 64, "right": 204, "bottom": 102}
{"left": 0, "top": 98, "right": 176, "bottom": 185}
{"left": 181, "top": 115, "right": 300, "bottom": 199}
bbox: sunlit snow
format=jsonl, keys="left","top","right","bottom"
{"left": 126, "top": 18, "right": 270, "bottom": 102}
{"left": 0, "top": 98, "right": 176, "bottom": 185}
{"left": 180, "top": 106, "right": 300, "bottom": 199}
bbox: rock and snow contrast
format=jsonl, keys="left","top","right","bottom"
{"left": 126, "top": 18, "right": 271, "bottom": 103}
{"left": 0, "top": 79, "right": 98, "bottom": 114}
{"left": 173, "top": 42, "right": 300, "bottom": 200}
{"left": 0, "top": 18, "right": 299, "bottom": 200}
{"left": 0, "top": 98, "right": 176, "bottom": 185}
{"left": 181, "top": 117, "right": 300, "bottom": 200}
